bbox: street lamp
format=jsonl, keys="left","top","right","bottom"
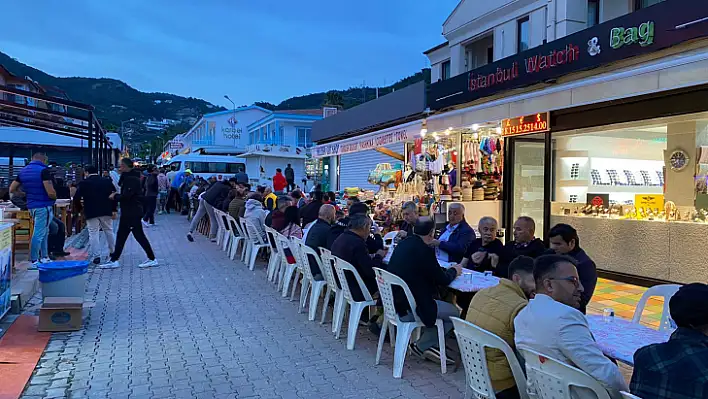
{"left": 120, "top": 118, "right": 135, "bottom": 151}
{"left": 224, "top": 95, "right": 237, "bottom": 146}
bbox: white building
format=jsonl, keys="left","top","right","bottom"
{"left": 426, "top": 0, "right": 663, "bottom": 82}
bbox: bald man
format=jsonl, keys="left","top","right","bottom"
{"left": 304, "top": 204, "right": 336, "bottom": 279}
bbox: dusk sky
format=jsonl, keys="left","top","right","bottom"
{"left": 0, "top": 0, "right": 458, "bottom": 108}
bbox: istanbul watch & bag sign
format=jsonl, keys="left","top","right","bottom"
{"left": 428, "top": 0, "right": 708, "bottom": 110}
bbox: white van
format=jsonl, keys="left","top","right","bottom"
{"left": 166, "top": 154, "right": 246, "bottom": 181}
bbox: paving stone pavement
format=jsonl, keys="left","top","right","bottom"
{"left": 21, "top": 214, "right": 467, "bottom": 399}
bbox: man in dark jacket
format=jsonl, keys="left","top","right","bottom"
{"left": 299, "top": 190, "right": 324, "bottom": 227}
{"left": 548, "top": 223, "right": 597, "bottom": 314}
{"left": 387, "top": 217, "right": 461, "bottom": 364}
{"left": 505, "top": 216, "right": 546, "bottom": 261}
{"left": 74, "top": 165, "right": 117, "bottom": 264}
{"left": 429, "top": 202, "right": 475, "bottom": 263}
{"left": 327, "top": 202, "right": 383, "bottom": 253}
{"left": 101, "top": 158, "right": 157, "bottom": 269}
{"left": 142, "top": 166, "right": 159, "bottom": 227}
{"left": 463, "top": 216, "right": 510, "bottom": 277}
{"left": 284, "top": 163, "right": 295, "bottom": 191}
{"left": 265, "top": 196, "right": 291, "bottom": 231}
{"left": 304, "top": 204, "right": 335, "bottom": 278}
{"left": 187, "top": 178, "right": 237, "bottom": 242}
{"left": 330, "top": 214, "right": 387, "bottom": 302}
{"left": 228, "top": 184, "right": 248, "bottom": 221}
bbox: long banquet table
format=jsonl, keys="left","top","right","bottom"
{"left": 586, "top": 314, "right": 673, "bottom": 366}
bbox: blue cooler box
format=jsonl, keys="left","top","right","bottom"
{"left": 39, "top": 261, "right": 89, "bottom": 299}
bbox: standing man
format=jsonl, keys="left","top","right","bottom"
{"left": 10, "top": 153, "right": 56, "bottom": 267}
{"left": 272, "top": 168, "right": 287, "bottom": 194}
{"left": 74, "top": 165, "right": 116, "bottom": 265}
{"left": 284, "top": 163, "right": 295, "bottom": 192}
{"left": 168, "top": 168, "right": 191, "bottom": 213}
{"left": 187, "top": 177, "right": 237, "bottom": 242}
{"left": 157, "top": 167, "right": 169, "bottom": 214}
{"left": 100, "top": 158, "right": 158, "bottom": 269}
{"left": 142, "top": 166, "right": 159, "bottom": 227}
{"left": 548, "top": 223, "right": 597, "bottom": 314}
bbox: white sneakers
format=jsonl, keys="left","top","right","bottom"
{"left": 98, "top": 259, "right": 159, "bottom": 269}
{"left": 98, "top": 260, "right": 120, "bottom": 269}
{"left": 138, "top": 259, "right": 159, "bottom": 269}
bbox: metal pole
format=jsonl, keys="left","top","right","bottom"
{"left": 88, "top": 111, "right": 94, "bottom": 166}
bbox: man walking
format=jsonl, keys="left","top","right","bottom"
{"left": 100, "top": 158, "right": 158, "bottom": 269}
{"left": 284, "top": 163, "right": 295, "bottom": 191}
{"left": 9, "top": 153, "right": 56, "bottom": 267}
{"left": 74, "top": 165, "right": 116, "bottom": 265}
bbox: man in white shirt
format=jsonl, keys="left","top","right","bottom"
{"left": 514, "top": 254, "right": 628, "bottom": 399}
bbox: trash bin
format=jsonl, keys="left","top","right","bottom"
{"left": 38, "top": 261, "right": 89, "bottom": 299}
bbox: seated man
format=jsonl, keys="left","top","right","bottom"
{"left": 505, "top": 216, "right": 546, "bottom": 261}
{"left": 466, "top": 256, "right": 536, "bottom": 399}
{"left": 429, "top": 202, "right": 475, "bottom": 263}
{"left": 461, "top": 216, "right": 509, "bottom": 277}
{"left": 396, "top": 201, "right": 418, "bottom": 239}
{"left": 630, "top": 283, "right": 708, "bottom": 399}
{"left": 548, "top": 223, "right": 597, "bottom": 314}
{"left": 265, "top": 195, "right": 292, "bottom": 231}
{"left": 386, "top": 217, "right": 461, "bottom": 366}
{"left": 330, "top": 214, "right": 386, "bottom": 302}
{"left": 515, "top": 255, "right": 628, "bottom": 399}
{"left": 304, "top": 204, "right": 336, "bottom": 279}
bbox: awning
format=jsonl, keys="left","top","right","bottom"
{"left": 311, "top": 120, "right": 423, "bottom": 158}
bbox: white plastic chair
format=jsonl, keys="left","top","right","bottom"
{"left": 373, "top": 268, "right": 448, "bottom": 377}
{"left": 298, "top": 243, "right": 329, "bottom": 321}
{"left": 621, "top": 392, "right": 642, "bottom": 399}
{"left": 243, "top": 219, "right": 270, "bottom": 270}
{"left": 302, "top": 221, "right": 315, "bottom": 242}
{"left": 632, "top": 284, "right": 681, "bottom": 331}
{"left": 229, "top": 218, "right": 248, "bottom": 261}
{"left": 318, "top": 248, "right": 344, "bottom": 331}
{"left": 382, "top": 231, "right": 398, "bottom": 249}
{"left": 226, "top": 215, "right": 245, "bottom": 261}
{"left": 332, "top": 256, "right": 377, "bottom": 350}
{"left": 218, "top": 210, "right": 232, "bottom": 252}
{"left": 451, "top": 317, "right": 529, "bottom": 399}
{"left": 518, "top": 346, "right": 611, "bottom": 399}
{"left": 213, "top": 209, "right": 228, "bottom": 249}
{"left": 264, "top": 227, "right": 282, "bottom": 282}
{"left": 238, "top": 219, "right": 251, "bottom": 262}
{"left": 290, "top": 238, "right": 313, "bottom": 314}
{"left": 278, "top": 234, "right": 301, "bottom": 300}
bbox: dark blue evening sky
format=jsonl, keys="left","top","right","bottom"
{"left": 0, "top": 0, "right": 457, "bottom": 107}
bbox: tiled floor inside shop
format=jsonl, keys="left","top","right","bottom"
{"left": 588, "top": 278, "right": 663, "bottom": 328}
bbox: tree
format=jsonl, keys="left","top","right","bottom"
{"left": 324, "top": 91, "right": 344, "bottom": 108}
{"left": 254, "top": 101, "right": 277, "bottom": 110}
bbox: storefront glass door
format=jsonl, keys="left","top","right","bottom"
{"left": 509, "top": 134, "right": 547, "bottom": 239}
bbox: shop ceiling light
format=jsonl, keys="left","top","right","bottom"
{"left": 496, "top": 127, "right": 502, "bottom": 134}
{"left": 420, "top": 128, "right": 428, "bottom": 137}
{"left": 472, "top": 124, "right": 480, "bottom": 131}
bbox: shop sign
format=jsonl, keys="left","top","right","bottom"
{"left": 610, "top": 21, "right": 655, "bottom": 49}
{"left": 312, "top": 125, "right": 414, "bottom": 158}
{"left": 586, "top": 193, "right": 609, "bottom": 207}
{"left": 0, "top": 227, "right": 12, "bottom": 319}
{"left": 635, "top": 194, "right": 664, "bottom": 209}
{"left": 248, "top": 144, "right": 304, "bottom": 155}
{"left": 501, "top": 112, "right": 550, "bottom": 137}
{"left": 428, "top": 0, "right": 708, "bottom": 110}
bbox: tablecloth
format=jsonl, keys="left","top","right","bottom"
{"left": 448, "top": 269, "right": 500, "bottom": 293}
{"left": 587, "top": 314, "right": 673, "bottom": 366}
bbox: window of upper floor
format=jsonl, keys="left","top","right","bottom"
{"left": 587, "top": 0, "right": 600, "bottom": 27}
{"left": 296, "top": 127, "right": 312, "bottom": 148}
{"left": 517, "top": 16, "right": 530, "bottom": 52}
{"left": 634, "top": 0, "right": 664, "bottom": 10}
{"left": 441, "top": 61, "right": 451, "bottom": 80}
{"left": 465, "top": 34, "right": 493, "bottom": 71}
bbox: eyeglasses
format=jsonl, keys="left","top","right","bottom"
{"left": 548, "top": 276, "right": 580, "bottom": 287}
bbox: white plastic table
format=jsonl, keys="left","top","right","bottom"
{"left": 586, "top": 314, "right": 673, "bottom": 366}
{"left": 448, "top": 269, "right": 500, "bottom": 293}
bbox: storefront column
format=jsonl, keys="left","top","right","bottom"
{"left": 665, "top": 122, "right": 703, "bottom": 206}
{"left": 329, "top": 156, "right": 338, "bottom": 191}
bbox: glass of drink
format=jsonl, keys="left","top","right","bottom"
{"left": 462, "top": 271, "right": 472, "bottom": 284}
{"left": 602, "top": 307, "right": 615, "bottom": 322}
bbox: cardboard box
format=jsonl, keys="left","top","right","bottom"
{"left": 38, "top": 296, "right": 83, "bottom": 332}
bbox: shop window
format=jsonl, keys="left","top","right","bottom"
{"left": 297, "top": 127, "right": 312, "bottom": 147}
{"left": 517, "top": 16, "right": 530, "bottom": 52}
{"left": 279, "top": 126, "right": 285, "bottom": 145}
{"left": 587, "top": 0, "right": 600, "bottom": 27}
{"left": 634, "top": 0, "right": 664, "bottom": 10}
{"left": 441, "top": 61, "right": 451, "bottom": 81}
